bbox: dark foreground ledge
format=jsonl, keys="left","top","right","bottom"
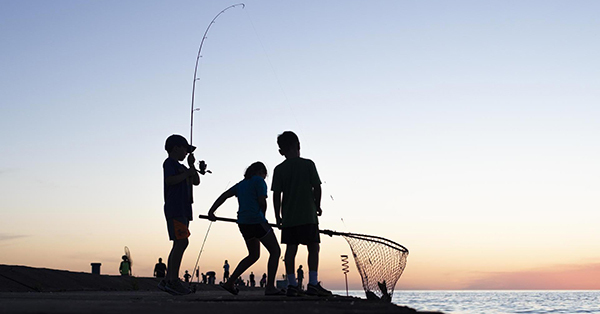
{"left": 0, "top": 265, "right": 442, "bottom": 314}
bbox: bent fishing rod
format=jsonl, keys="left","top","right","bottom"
{"left": 189, "top": 3, "right": 245, "bottom": 147}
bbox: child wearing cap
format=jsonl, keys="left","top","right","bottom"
{"left": 159, "top": 134, "right": 205, "bottom": 295}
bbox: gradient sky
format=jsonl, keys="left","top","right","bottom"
{"left": 1, "top": 0, "right": 599, "bottom": 290}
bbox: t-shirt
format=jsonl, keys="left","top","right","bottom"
{"left": 119, "top": 261, "right": 130, "bottom": 275}
{"left": 271, "top": 157, "right": 321, "bottom": 228}
{"left": 163, "top": 157, "right": 193, "bottom": 220}
{"left": 233, "top": 176, "right": 268, "bottom": 224}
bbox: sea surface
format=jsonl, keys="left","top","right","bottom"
{"left": 332, "top": 290, "right": 600, "bottom": 314}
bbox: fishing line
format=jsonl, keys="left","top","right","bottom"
{"left": 191, "top": 180, "right": 231, "bottom": 282}
{"left": 242, "top": 7, "right": 305, "bottom": 136}
{"left": 191, "top": 220, "right": 212, "bottom": 283}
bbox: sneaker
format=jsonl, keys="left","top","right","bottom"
{"left": 265, "top": 287, "right": 286, "bottom": 296}
{"left": 286, "top": 285, "right": 304, "bottom": 297}
{"left": 220, "top": 282, "right": 239, "bottom": 296}
{"left": 306, "top": 282, "right": 332, "bottom": 297}
{"left": 157, "top": 279, "right": 167, "bottom": 292}
{"left": 165, "top": 280, "right": 191, "bottom": 295}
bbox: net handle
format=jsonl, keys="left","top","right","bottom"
{"left": 197, "top": 214, "right": 408, "bottom": 253}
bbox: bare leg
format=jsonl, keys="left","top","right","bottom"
{"left": 259, "top": 231, "right": 281, "bottom": 290}
{"left": 285, "top": 244, "right": 298, "bottom": 279}
{"left": 307, "top": 242, "right": 319, "bottom": 272}
{"left": 224, "top": 238, "right": 260, "bottom": 288}
{"left": 166, "top": 238, "right": 189, "bottom": 282}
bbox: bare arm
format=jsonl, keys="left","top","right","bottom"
{"left": 313, "top": 185, "right": 322, "bottom": 216}
{"left": 207, "top": 186, "right": 236, "bottom": 219}
{"left": 164, "top": 168, "right": 196, "bottom": 186}
{"left": 273, "top": 191, "right": 282, "bottom": 226}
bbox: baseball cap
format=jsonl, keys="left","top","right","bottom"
{"left": 165, "top": 134, "right": 196, "bottom": 153}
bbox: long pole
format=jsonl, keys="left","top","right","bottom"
{"left": 197, "top": 214, "right": 409, "bottom": 253}
{"left": 189, "top": 3, "right": 245, "bottom": 146}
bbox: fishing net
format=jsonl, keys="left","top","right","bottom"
{"left": 339, "top": 232, "right": 409, "bottom": 302}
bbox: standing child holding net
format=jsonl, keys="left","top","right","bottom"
{"left": 272, "top": 131, "right": 332, "bottom": 297}
{"left": 207, "top": 162, "right": 284, "bottom": 296}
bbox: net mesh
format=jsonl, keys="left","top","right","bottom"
{"left": 341, "top": 233, "right": 408, "bottom": 302}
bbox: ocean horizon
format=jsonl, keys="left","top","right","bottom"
{"left": 332, "top": 289, "right": 600, "bottom": 314}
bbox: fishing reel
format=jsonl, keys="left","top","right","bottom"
{"left": 197, "top": 160, "right": 212, "bottom": 175}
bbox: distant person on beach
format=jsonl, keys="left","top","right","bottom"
{"left": 297, "top": 265, "right": 304, "bottom": 290}
{"left": 159, "top": 134, "right": 206, "bottom": 295}
{"left": 272, "top": 131, "right": 332, "bottom": 297}
{"left": 206, "top": 271, "right": 216, "bottom": 285}
{"left": 208, "top": 162, "right": 284, "bottom": 296}
{"left": 250, "top": 272, "right": 256, "bottom": 287}
{"left": 184, "top": 270, "right": 191, "bottom": 283}
{"left": 223, "top": 260, "right": 230, "bottom": 282}
{"left": 201, "top": 273, "right": 207, "bottom": 284}
{"left": 260, "top": 273, "right": 267, "bottom": 288}
{"left": 154, "top": 258, "right": 167, "bottom": 278}
{"left": 119, "top": 255, "right": 131, "bottom": 276}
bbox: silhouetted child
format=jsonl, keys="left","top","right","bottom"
{"left": 154, "top": 257, "right": 167, "bottom": 278}
{"left": 208, "top": 162, "right": 283, "bottom": 296}
{"left": 159, "top": 134, "right": 205, "bottom": 295}
{"left": 272, "top": 131, "right": 332, "bottom": 297}
{"left": 119, "top": 255, "right": 131, "bottom": 276}
{"left": 183, "top": 270, "right": 191, "bottom": 283}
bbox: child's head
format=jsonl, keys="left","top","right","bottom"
{"left": 165, "top": 134, "right": 196, "bottom": 160}
{"left": 277, "top": 131, "right": 300, "bottom": 156}
{"left": 244, "top": 161, "right": 267, "bottom": 180}
{"left": 122, "top": 255, "right": 128, "bottom": 261}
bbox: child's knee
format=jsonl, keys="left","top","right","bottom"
{"left": 269, "top": 245, "right": 281, "bottom": 258}
{"left": 307, "top": 243, "right": 320, "bottom": 253}
{"left": 249, "top": 251, "right": 260, "bottom": 262}
{"left": 175, "top": 238, "right": 189, "bottom": 249}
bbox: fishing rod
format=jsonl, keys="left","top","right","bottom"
{"left": 189, "top": 3, "right": 245, "bottom": 147}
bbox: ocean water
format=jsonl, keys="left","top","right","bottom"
{"left": 331, "top": 290, "right": 600, "bottom": 314}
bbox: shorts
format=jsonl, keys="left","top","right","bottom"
{"left": 238, "top": 222, "right": 273, "bottom": 240}
{"left": 167, "top": 217, "right": 191, "bottom": 240}
{"left": 281, "top": 224, "right": 320, "bottom": 245}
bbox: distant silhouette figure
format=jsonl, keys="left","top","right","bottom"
{"left": 154, "top": 258, "right": 167, "bottom": 278}
{"left": 206, "top": 271, "right": 216, "bottom": 285}
{"left": 260, "top": 273, "right": 267, "bottom": 288}
{"left": 159, "top": 134, "right": 204, "bottom": 295}
{"left": 183, "top": 270, "right": 191, "bottom": 283}
{"left": 201, "top": 272, "right": 207, "bottom": 284}
{"left": 208, "top": 162, "right": 283, "bottom": 296}
{"left": 119, "top": 255, "right": 131, "bottom": 276}
{"left": 249, "top": 272, "right": 256, "bottom": 287}
{"left": 223, "top": 260, "right": 230, "bottom": 282}
{"left": 297, "top": 265, "right": 304, "bottom": 290}
{"left": 272, "top": 131, "right": 331, "bottom": 297}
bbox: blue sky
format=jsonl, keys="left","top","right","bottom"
{"left": 1, "top": 0, "right": 599, "bottom": 289}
